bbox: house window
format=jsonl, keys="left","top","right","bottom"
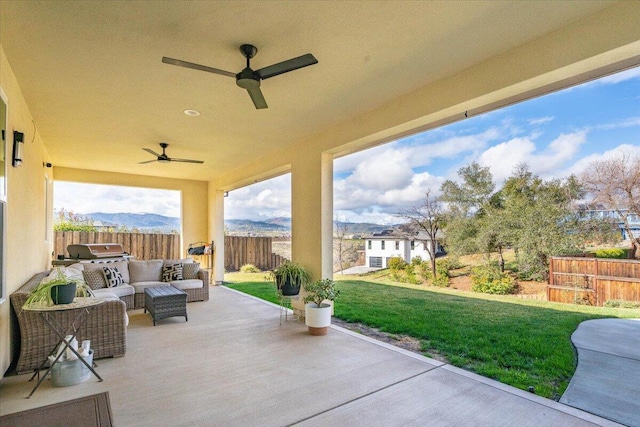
{"left": 395, "top": 241, "right": 399, "bottom": 250}
{"left": 368, "top": 240, "right": 372, "bottom": 249}
{"left": 411, "top": 240, "right": 415, "bottom": 250}
{"left": 369, "top": 257, "right": 382, "bottom": 268}
{"left": 381, "top": 240, "right": 385, "bottom": 250}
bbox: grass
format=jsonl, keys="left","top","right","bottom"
{"left": 224, "top": 271, "right": 639, "bottom": 400}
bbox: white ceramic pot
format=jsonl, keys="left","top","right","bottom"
{"left": 305, "top": 303, "right": 332, "bottom": 335}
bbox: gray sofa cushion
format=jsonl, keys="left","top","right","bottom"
{"left": 129, "top": 259, "right": 163, "bottom": 283}
{"left": 131, "top": 281, "right": 170, "bottom": 294}
{"left": 170, "top": 279, "right": 203, "bottom": 290}
{"left": 93, "top": 284, "right": 134, "bottom": 298}
{"left": 84, "top": 260, "right": 130, "bottom": 284}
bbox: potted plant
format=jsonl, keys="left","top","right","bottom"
{"left": 303, "top": 278, "right": 340, "bottom": 336}
{"left": 23, "top": 269, "right": 91, "bottom": 308}
{"left": 271, "top": 261, "right": 311, "bottom": 296}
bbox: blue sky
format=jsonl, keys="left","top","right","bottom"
{"left": 57, "top": 67, "right": 640, "bottom": 223}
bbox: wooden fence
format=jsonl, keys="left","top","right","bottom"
{"left": 54, "top": 231, "right": 180, "bottom": 261}
{"left": 224, "top": 236, "right": 288, "bottom": 271}
{"left": 54, "top": 232, "right": 287, "bottom": 272}
{"left": 548, "top": 256, "right": 640, "bottom": 306}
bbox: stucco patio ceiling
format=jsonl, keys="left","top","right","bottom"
{"left": 0, "top": 1, "right": 632, "bottom": 184}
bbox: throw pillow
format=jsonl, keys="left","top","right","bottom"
{"left": 83, "top": 269, "right": 107, "bottom": 290}
{"left": 102, "top": 266, "right": 124, "bottom": 288}
{"left": 182, "top": 262, "right": 200, "bottom": 280}
{"left": 163, "top": 263, "right": 183, "bottom": 281}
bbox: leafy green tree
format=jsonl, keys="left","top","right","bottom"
{"left": 499, "top": 166, "right": 585, "bottom": 280}
{"left": 440, "top": 162, "right": 499, "bottom": 261}
{"left": 441, "top": 162, "right": 607, "bottom": 280}
{"left": 53, "top": 209, "right": 98, "bottom": 232}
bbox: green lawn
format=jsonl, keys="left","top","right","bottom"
{"left": 224, "top": 272, "right": 639, "bottom": 400}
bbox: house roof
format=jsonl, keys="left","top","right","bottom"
{"left": 369, "top": 228, "right": 445, "bottom": 240}
{"left": 1, "top": 1, "right": 631, "bottom": 187}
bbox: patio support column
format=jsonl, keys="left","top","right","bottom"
{"left": 211, "top": 189, "right": 225, "bottom": 285}
{"left": 290, "top": 151, "right": 333, "bottom": 315}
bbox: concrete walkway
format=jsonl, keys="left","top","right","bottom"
{"left": 561, "top": 318, "right": 640, "bottom": 427}
{"left": 335, "top": 265, "right": 382, "bottom": 275}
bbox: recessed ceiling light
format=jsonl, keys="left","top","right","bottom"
{"left": 184, "top": 109, "right": 200, "bottom": 117}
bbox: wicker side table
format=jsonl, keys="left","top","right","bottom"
{"left": 144, "top": 287, "right": 188, "bottom": 326}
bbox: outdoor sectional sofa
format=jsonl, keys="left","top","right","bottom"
{"left": 10, "top": 258, "right": 209, "bottom": 374}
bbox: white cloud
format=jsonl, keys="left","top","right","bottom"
{"left": 595, "top": 116, "right": 640, "bottom": 131}
{"left": 225, "top": 174, "right": 291, "bottom": 220}
{"left": 528, "top": 116, "right": 554, "bottom": 125}
{"left": 564, "top": 144, "right": 640, "bottom": 177}
{"left": 334, "top": 126, "right": 503, "bottom": 174}
{"left": 477, "top": 130, "right": 587, "bottom": 182}
{"left": 348, "top": 149, "right": 413, "bottom": 191}
{"left": 54, "top": 182, "right": 180, "bottom": 217}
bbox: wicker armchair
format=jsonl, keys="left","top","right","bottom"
{"left": 10, "top": 271, "right": 128, "bottom": 374}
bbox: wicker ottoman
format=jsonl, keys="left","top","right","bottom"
{"left": 144, "top": 286, "right": 188, "bottom": 326}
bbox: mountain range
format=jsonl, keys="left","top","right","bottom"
{"left": 78, "top": 212, "right": 396, "bottom": 236}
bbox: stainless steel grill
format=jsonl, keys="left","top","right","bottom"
{"left": 67, "top": 243, "right": 129, "bottom": 259}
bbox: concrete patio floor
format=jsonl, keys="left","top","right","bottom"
{"left": 0, "top": 286, "right": 623, "bottom": 426}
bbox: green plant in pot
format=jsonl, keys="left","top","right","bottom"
{"left": 303, "top": 278, "right": 340, "bottom": 336}
{"left": 23, "top": 269, "right": 91, "bottom": 308}
{"left": 271, "top": 261, "right": 311, "bottom": 296}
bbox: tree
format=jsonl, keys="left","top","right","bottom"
{"left": 397, "top": 190, "right": 446, "bottom": 279}
{"left": 499, "top": 166, "right": 586, "bottom": 280}
{"left": 440, "top": 162, "right": 497, "bottom": 260}
{"left": 335, "top": 219, "right": 350, "bottom": 273}
{"left": 580, "top": 152, "right": 640, "bottom": 258}
{"left": 440, "top": 161, "right": 495, "bottom": 217}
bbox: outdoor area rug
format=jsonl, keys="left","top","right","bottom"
{"left": 0, "top": 391, "right": 113, "bottom": 427}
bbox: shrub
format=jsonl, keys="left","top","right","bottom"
{"left": 441, "top": 257, "right": 463, "bottom": 271}
{"left": 471, "top": 264, "right": 517, "bottom": 295}
{"left": 430, "top": 260, "right": 449, "bottom": 287}
{"left": 411, "top": 256, "right": 423, "bottom": 266}
{"left": 594, "top": 248, "right": 628, "bottom": 259}
{"left": 604, "top": 299, "right": 640, "bottom": 309}
{"left": 240, "top": 264, "right": 260, "bottom": 273}
{"left": 387, "top": 257, "right": 407, "bottom": 271}
{"left": 420, "top": 259, "right": 450, "bottom": 287}
{"left": 404, "top": 263, "right": 420, "bottom": 284}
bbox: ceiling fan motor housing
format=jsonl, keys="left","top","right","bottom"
{"left": 236, "top": 68, "right": 260, "bottom": 89}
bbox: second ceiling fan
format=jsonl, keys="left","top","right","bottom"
{"left": 162, "top": 44, "right": 318, "bottom": 109}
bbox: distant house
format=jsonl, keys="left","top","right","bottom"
{"left": 578, "top": 206, "right": 640, "bottom": 240}
{"left": 364, "top": 229, "right": 445, "bottom": 268}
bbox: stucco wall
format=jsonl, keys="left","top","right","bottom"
{"left": 0, "top": 45, "right": 54, "bottom": 375}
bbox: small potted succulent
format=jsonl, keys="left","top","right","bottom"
{"left": 23, "top": 269, "right": 91, "bottom": 308}
{"left": 271, "top": 261, "right": 311, "bottom": 296}
{"left": 303, "top": 278, "right": 340, "bottom": 336}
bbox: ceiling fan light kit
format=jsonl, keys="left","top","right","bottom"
{"left": 162, "top": 44, "right": 318, "bottom": 109}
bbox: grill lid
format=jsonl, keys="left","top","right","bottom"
{"left": 67, "top": 243, "right": 127, "bottom": 259}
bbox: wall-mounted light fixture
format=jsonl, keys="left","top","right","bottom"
{"left": 12, "top": 131, "right": 24, "bottom": 167}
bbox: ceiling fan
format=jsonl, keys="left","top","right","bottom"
{"left": 162, "top": 44, "right": 318, "bottom": 109}
{"left": 139, "top": 143, "right": 204, "bottom": 164}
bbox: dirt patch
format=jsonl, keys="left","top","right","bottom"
{"left": 332, "top": 318, "right": 423, "bottom": 353}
